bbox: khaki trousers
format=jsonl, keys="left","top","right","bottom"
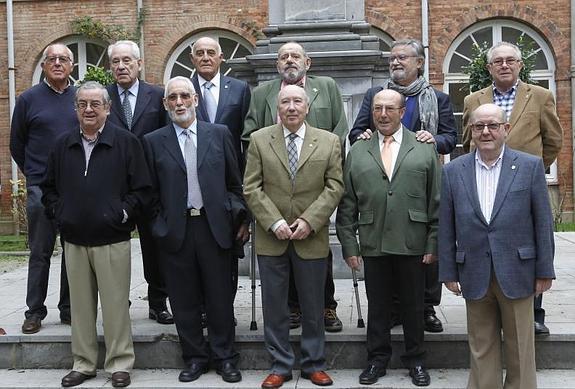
{"left": 466, "top": 274, "right": 536, "bottom": 389}
{"left": 65, "top": 240, "right": 134, "bottom": 374}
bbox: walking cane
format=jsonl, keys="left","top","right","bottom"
{"left": 352, "top": 269, "right": 365, "bottom": 328}
{"left": 250, "top": 221, "right": 258, "bottom": 330}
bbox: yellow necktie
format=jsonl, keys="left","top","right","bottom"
{"left": 381, "top": 135, "right": 393, "bottom": 177}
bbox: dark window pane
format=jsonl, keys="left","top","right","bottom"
{"left": 472, "top": 27, "right": 492, "bottom": 48}
{"left": 449, "top": 53, "right": 470, "bottom": 73}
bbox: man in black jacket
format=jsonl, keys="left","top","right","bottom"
{"left": 42, "top": 81, "right": 151, "bottom": 388}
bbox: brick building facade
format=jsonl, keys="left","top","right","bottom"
{"left": 0, "top": 0, "right": 572, "bottom": 228}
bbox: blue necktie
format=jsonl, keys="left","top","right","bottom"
{"left": 203, "top": 81, "right": 217, "bottom": 123}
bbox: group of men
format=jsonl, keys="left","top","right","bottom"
{"left": 10, "top": 35, "right": 560, "bottom": 389}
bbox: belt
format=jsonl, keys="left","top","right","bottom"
{"left": 187, "top": 208, "right": 203, "bottom": 217}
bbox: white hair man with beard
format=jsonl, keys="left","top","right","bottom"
{"left": 142, "top": 77, "right": 247, "bottom": 384}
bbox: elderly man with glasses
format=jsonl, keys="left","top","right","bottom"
{"left": 10, "top": 43, "right": 76, "bottom": 335}
{"left": 462, "top": 41, "right": 563, "bottom": 336}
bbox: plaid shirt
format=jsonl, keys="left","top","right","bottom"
{"left": 492, "top": 81, "right": 519, "bottom": 121}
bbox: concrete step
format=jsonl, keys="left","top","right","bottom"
{"left": 1, "top": 368, "right": 574, "bottom": 388}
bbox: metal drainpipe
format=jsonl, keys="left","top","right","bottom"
{"left": 7, "top": 0, "right": 19, "bottom": 234}
{"left": 137, "top": 0, "right": 145, "bottom": 79}
{"left": 422, "top": 0, "right": 429, "bottom": 79}
{"left": 571, "top": 0, "right": 575, "bottom": 221}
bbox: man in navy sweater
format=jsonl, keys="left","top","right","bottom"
{"left": 10, "top": 43, "right": 76, "bottom": 334}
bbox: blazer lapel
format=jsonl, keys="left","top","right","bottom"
{"left": 162, "top": 124, "right": 186, "bottom": 172}
{"left": 215, "top": 77, "right": 231, "bottom": 122}
{"left": 192, "top": 76, "right": 210, "bottom": 122}
{"left": 508, "top": 82, "right": 531, "bottom": 129}
{"left": 132, "top": 81, "right": 151, "bottom": 127}
{"left": 297, "top": 125, "right": 318, "bottom": 171}
{"left": 391, "top": 127, "right": 415, "bottom": 179}
{"left": 265, "top": 81, "right": 281, "bottom": 124}
{"left": 489, "top": 148, "right": 519, "bottom": 223}
{"left": 305, "top": 79, "right": 320, "bottom": 107}
{"left": 478, "top": 87, "right": 493, "bottom": 105}
{"left": 458, "top": 153, "right": 488, "bottom": 225}
{"left": 269, "top": 125, "right": 291, "bottom": 175}
{"left": 367, "top": 133, "right": 386, "bottom": 174}
{"left": 109, "top": 86, "right": 128, "bottom": 128}
{"left": 196, "top": 122, "right": 212, "bottom": 168}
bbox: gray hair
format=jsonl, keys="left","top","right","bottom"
{"left": 486, "top": 42, "right": 522, "bottom": 63}
{"left": 75, "top": 81, "right": 111, "bottom": 104}
{"left": 107, "top": 40, "right": 141, "bottom": 60}
{"left": 42, "top": 43, "right": 74, "bottom": 63}
{"left": 277, "top": 84, "right": 310, "bottom": 106}
{"left": 191, "top": 37, "right": 222, "bottom": 56}
{"left": 164, "top": 76, "right": 196, "bottom": 99}
{"left": 278, "top": 41, "right": 308, "bottom": 58}
{"left": 392, "top": 39, "right": 426, "bottom": 75}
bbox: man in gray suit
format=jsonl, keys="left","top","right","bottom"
{"left": 438, "top": 103, "right": 555, "bottom": 389}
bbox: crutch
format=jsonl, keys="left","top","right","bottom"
{"left": 352, "top": 268, "right": 365, "bottom": 328}
{"left": 250, "top": 221, "right": 258, "bottom": 330}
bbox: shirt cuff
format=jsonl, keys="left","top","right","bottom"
{"left": 270, "top": 219, "right": 287, "bottom": 232}
{"left": 122, "top": 209, "right": 129, "bottom": 224}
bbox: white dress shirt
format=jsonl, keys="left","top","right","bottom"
{"left": 198, "top": 73, "right": 221, "bottom": 106}
{"left": 475, "top": 146, "right": 505, "bottom": 224}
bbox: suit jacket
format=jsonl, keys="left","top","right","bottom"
{"left": 243, "top": 123, "right": 344, "bottom": 259}
{"left": 242, "top": 75, "right": 348, "bottom": 145}
{"left": 348, "top": 85, "right": 457, "bottom": 154}
{"left": 107, "top": 80, "right": 169, "bottom": 139}
{"left": 142, "top": 121, "right": 246, "bottom": 253}
{"left": 336, "top": 127, "right": 441, "bottom": 258}
{"left": 438, "top": 148, "right": 555, "bottom": 300}
{"left": 462, "top": 81, "right": 563, "bottom": 169}
{"left": 192, "top": 74, "right": 250, "bottom": 168}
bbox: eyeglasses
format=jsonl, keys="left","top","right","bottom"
{"left": 389, "top": 55, "right": 418, "bottom": 63}
{"left": 490, "top": 58, "right": 520, "bottom": 67}
{"left": 470, "top": 123, "right": 506, "bottom": 132}
{"left": 76, "top": 100, "right": 105, "bottom": 110}
{"left": 44, "top": 56, "right": 72, "bottom": 65}
{"left": 166, "top": 92, "right": 194, "bottom": 102}
{"left": 373, "top": 105, "right": 405, "bottom": 113}
{"left": 111, "top": 57, "right": 136, "bottom": 67}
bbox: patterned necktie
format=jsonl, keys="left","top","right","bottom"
{"left": 122, "top": 89, "right": 133, "bottom": 129}
{"left": 184, "top": 130, "right": 203, "bottom": 209}
{"left": 287, "top": 133, "right": 299, "bottom": 182}
{"left": 381, "top": 135, "right": 394, "bottom": 177}
{"left": 203, "top": 81, "right": 217, "bottom": 123}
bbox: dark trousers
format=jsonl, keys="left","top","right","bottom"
{"left": 391, "top": 261, "right": 441, "bottom": 320}
{"left": 364, "top": 255, "right": 426, "bottom": 368}
{"left": 25, "top": 185, "right": 69, "bottom": 320}
{"left": 288, "top": 249, "right": 337, "bottom": 312}
{"left": 534, "top": 294, "right": 545, "bottom": 324}
{"left": 160, "top": 211, "right": 237, "bottom": 366}
{"left": 137, "top": 219, "right": 168, "bottom": 310}
{"left": 258, "top": 243, "right": 327, "bottom": 375}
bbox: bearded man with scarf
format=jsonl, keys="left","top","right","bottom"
{"left": 349, "top": 39, "right": 457, "bottom": 334}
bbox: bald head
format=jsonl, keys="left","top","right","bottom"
{"left": 470, "top": 103, "right": 509, "bottom": 165}
{"left": 470, "top": 103, "right": 506, "bottom": 124}
{"left": 372, "top": 89, "right": 406, "bottom": 136}
{"left": 191, "top": 37, "right": 223, "bottom": 81}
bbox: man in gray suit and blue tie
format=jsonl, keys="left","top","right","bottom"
{"left": 438, "top": 103, "right": 555, "bottom": 389}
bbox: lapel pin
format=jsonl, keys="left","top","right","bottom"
{"left": 511, "top": 165, "right": 516, "bottom": 170}
{"left": 313, "top": 88, "right": 318, "bottom": 93}
{"left": 224, "top": 85, "right": 229, "bottom": 89}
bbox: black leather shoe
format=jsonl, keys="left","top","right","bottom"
{"left": 21, "top": 317, "right": 42, "bottom": 334}
{"left": 60, "top": 313, "right": 71, "bottom": 325}
{"left": 535, "top": 321, "right": 550, "bottom": 335}
{"left": 149, "top": 308, "right": 174, "bottom": 325}
{"left": 289, "top": 311, "right": 301, "bottom": 329}
{"left": 324, "top": 308, "right": 343, "bottom": 332}
{"left": 390, "top": 315, "right": 401, "bottom": 328}
{"left": 61, "top": 371, "right": 96, "bottom": 387}
{"left": 111, "top": 371, "right": 130, "bottom": 387}
{"left": 216, "top": 361, "right": 242, "bottom": 383}
{"left": 424, "top": 313, "right": 443, "bottom": 333}
{"left": 179, "top": 363, "right": 209, "bottom": 382}
{"left": 409, "top": 366, "right": 430, "bottom": 386}
{"left": 359, "top": 364, "right": 386, "bottom": 385}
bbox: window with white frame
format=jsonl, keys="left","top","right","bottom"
{"left": 164, "top": 30, "right": 253, "bottom": 83}
{"left": 33, "top": 36, "right": 109, "bottom": 85}
{"left": 443, "top": 20, "right": 557, "bottom": 181}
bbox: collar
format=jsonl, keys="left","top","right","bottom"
{"left": 80, "top": 124, "right": 105, "bottom": 143}
{"left": 475, "top": 145, "right": 505, "bottom": 169}
{"left": 377, "top": 126, "right": 403, "bottom": 147}
{"left": 117, "top": 79, "right": 140, "bottom": 97}
{"left": 198, "top": 72, "right": 221, "bottom": 89}
{"left": 282, "top": 123, "right": 306, "bottom": 140}
{"left": 43, "top": 78, "right": 71, "bottom": 94}
{"left": 492, "top": 80, "right": 519, "bottom": 95}
{"left": 174, "top": 119, "right": 198, "bottom": 137}
{"left": 281, "top": 75, "right": 306, "bottom": 89}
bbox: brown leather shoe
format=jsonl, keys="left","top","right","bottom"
{"left": 111, "top": 371, "right": 131, "bottom": 387}
{"left": 301, "top": 370, "right": 333, "bottom": 386}
{"left": 61, "top": 371, "right": 96, "bottom": 387}
{"left": 261, "top": 373, "right": 292, "bottom": 388}
{"left": 21, "top": 317, "right": 41, "bottom": 334}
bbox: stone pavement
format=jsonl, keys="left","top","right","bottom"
{"left": 0, "top": 233, "right": 574, "bottom": 387}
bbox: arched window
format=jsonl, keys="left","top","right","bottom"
{"left": 369, "top": 27, "right": 393, "bottom": 52}
{"left": 443, "top": 20, "right": 557, "bottom": 181}
{"left": 164, "top": 30, "right": 253, "bottom": 84}
{"left": 33, "top": 36, "right": 109, "bottom": 85}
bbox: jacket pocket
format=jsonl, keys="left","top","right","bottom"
{"left": 456, "top": 251, "right": 465, "bottom": 264}
{"left": 358, "top": 210, "right": 374, "bottom": 225}
{"left": 408, "top": 209, "right": 428, "bottom": 223}
{"left": 517, "top": 246, "right": 536, "bottom": 260}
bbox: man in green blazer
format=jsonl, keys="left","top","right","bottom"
{"left": 462, "top": 42, "right": 563, "bottom": 335}
{"left": 336, "top": 89, "right": 440, "bottom": 387}
{"left": 244, "top": 85, "right": 343, "bottom": 388}
{"left": 242, "top": 41, "right": 348, "bottom": 332}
